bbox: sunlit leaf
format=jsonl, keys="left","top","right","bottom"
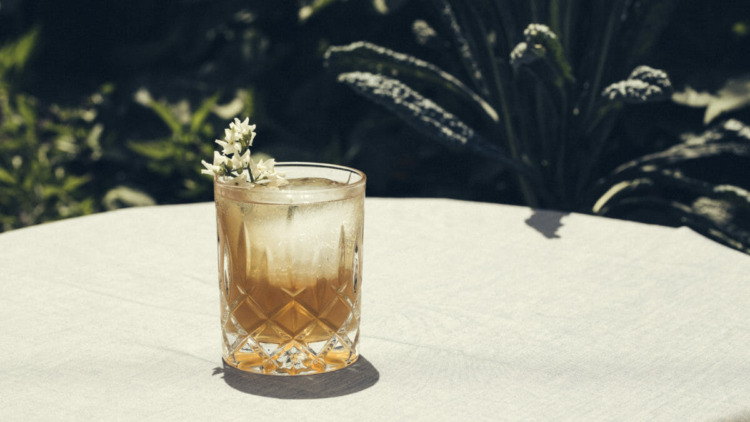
{"left": 428, "top": 0, "right": 490, "bottom": 97}
{"left": 0, "top": 167, "right": 16, "bottom": 184}
{"left": 298, "top": 0, "right": 344, "bottom": 22}
{"left": 607, "top": 196, "right": 750, "bottom": 254}
{"left": 103, "top": 186, "right": 157, "bottom": 210}
{"left": 325, "top": 41, "right": 499, "bottom": 122}
{"left": 213, "top": 90, "right": 249, "bottom": 120}
{"left": 336, "top": 71, "right": 532, "bottom": 176}
{"left": 605, "top": 119, "right": 750, "bottom": 181}
{"left": 592, "top": 175, "right": 750, "bottom": 254}
{"left": 593, "top": 167, "right": 750, "bottom": 214}
{"left": 15, "top": 94, "right": 37, "bottom": 127}
{"left": 128, "top": 140, "right": 176, "bottom": 160}
{"left": 190, "top": 93, "right": 220, "bottom": 134}
{"left": 62, "top": 175, "right": 91, "bottom": 192}
{"left": 141, "top": 98, "right": 182, "bottom": 136}
{"left": 672, "top": 75, "right": 750, "bottom": 125}
{"left": 0, "top": 26, "right": 39, "bottom": 75}
{"left": 372, "top": 0, "right": 409, "bottom": 14}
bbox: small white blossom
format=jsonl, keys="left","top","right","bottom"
{"left": 215, "top": 138, "right": 240, "bottom": 156}
{"left": 523, "top": 24, "right": 556, "bottom": 40}
{"left": 254, "top": 159, "right": 288, "bottom": 187}
{"left": 224, "top": 127, "right": 239, "bottom": 143}
{"left": 201, "top": 151, "right": 229, "bottom": 176}
{"left": 201, "top": 117, "right": 285, "bottom": 187}
{"left": 228, "top": 169, "right": 254, "bottom": 187}
{"left": 225, "top": 117, "right": 256, "bottom": 148}
{"left": 257, "top": 158, "right": 276, "bottom": 175}
{"left": 230, "top": 149, "right": 252, "bottom": 171}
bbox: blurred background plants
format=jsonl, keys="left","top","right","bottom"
{"left": 325, "top": 0, "right": 750, "bottom": 253}
{"left": 0, "top": 0, "right": 749, "bottom": 253}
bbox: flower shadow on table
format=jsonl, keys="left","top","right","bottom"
{"left": 525, "top": 209, "right": 570, "bottom": 239}
{"left": 213, "top": 356, "right": 379, "bottom": 399}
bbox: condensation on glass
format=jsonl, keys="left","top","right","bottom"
{"left": 214, "top": 163, "right": 365, "bottom": 375}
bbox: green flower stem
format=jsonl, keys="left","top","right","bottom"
{"left": 499, "top": 86, "right": 539, "bottom": 208}
{"left": 518, "top": 59, "right": 570, "bottom": 207}
{"left": 562, "top": 0, "right": 575, "bottom": 57}
{"left": 576, "top": 107, "right": 620, "bottom": 201}
{"left": 490, "top": 0, "right": 519, "bottom": 54}
{"left": 467, "top": 1, "right": 541, "bottom": 207}
{"left": 549, "top": 0, "right": 562, "bottom": 47}
{"left": 583, "top": 1, "right": 625, "bottom": 125}
{"left": 530, "top": 0, "right": 540, "bottom": 22}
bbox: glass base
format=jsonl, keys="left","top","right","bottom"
{"left": 223, "top": 335, "right": 359, "bottom": 376}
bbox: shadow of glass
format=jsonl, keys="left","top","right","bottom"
{"left": 525, "top": 209, "right": 570, "bottom": 239}
{"left": 711, "top": 410, "right": 750, "bottom": 422}
{"left": 213, "top": 356, "right": 379, "bottom": 399}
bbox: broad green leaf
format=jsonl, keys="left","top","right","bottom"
{"left": 616, "top": 141, "right": 750, "bottom": 174}
{"left": 372, "top": 0, "right": 409, "bottom": 14}
{"left": 213, "top": 89, "right": 249, "bottom": 120}
{"left": 336, "top": 71, "right": 533, "bottom": 178}
{"left": 15, "top": 94, "right": 37, "bottom": 126}
{"left": 604, "top": 196, "right": 750, "bottom": 254}
{"left": 0, "top": 26, "right": 39, "bottom": 73}
{"left": 608, "top": 119, "right": 750, "bottom": 178}
{"left": 428, "top": 0, "right": 490, "bottom": 97}
{"left": 145, "top": 100, "right": 182, "bottom": 136}
{"left": 128, "top": 140, "right": 176, "bottom": 160}
{"left": 298, "top": 0, "right": 344, "bottom": 22}
{"left": 62, "top": 175, "right": 91, "bottom": 192}
{"left": 102, "top": 186, "right": 156, "bottom": 210}
{"left": 674, "top": 199, "right": 749, "bottom": 253}
{"left": 620, "top": 0, "right": 679, "bottom": 66}
{"left": 593, "top": 168, "right": 750, "bottom": 215}
{"left": 0, "top": 167, "right": 15, "bottom": 184}
{"left": 190, "top": 93, "right": 220, "bottom": 134}
{"left": 325, "top": 42, "right": 499, "bottom": 122}
{"left": 672, "top": 75, "right": 750, "bottom": 124}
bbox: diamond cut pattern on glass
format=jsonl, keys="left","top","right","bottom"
{"left": 219, "top": 211, "right": 362, "bottom": 375}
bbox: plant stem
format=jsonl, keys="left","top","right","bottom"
{"left": 582, "top": 1, "right": 623, "bottom": 125}
{"left": 530, "top": 0, "right": 539, "bottom": 22}
{"left": 563, "top": 0, "right": 574, "bottom": 57}
{"left": 576, "top": 108, "right": 619, "bottom": 201}
{"left": 467, "top": 1, "right": 540, "bottom": 207}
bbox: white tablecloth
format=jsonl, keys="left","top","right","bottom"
{"left": 1, "top": 198, "right": 748, "bottom": 421}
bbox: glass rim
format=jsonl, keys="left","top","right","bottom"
{"left": 214, "top": 161, "right": 366, "bottom": 204}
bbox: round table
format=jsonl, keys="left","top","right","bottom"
{"left": 1, "top": 198, "right": 748, "bottom": 420}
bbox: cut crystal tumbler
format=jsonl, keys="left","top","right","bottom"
{"left": 214, "top": 163, "right": 365, "bottom": 375}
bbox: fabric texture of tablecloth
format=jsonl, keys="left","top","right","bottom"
{"left": 0, "top": 198, "right": 748, "bottom": 421}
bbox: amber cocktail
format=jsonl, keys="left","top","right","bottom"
{"left": 214, "top": 163, "right": 365, "bottom": 375}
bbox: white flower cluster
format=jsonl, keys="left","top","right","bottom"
{"left": 201, "top": 117, "right": 288, "bottom": 187}
{"left": 523, "top": 24, "right": 556, "bottom": 41}
{"left": 602, "top": 65, "right": 672, "bottom": 103}
{"left": 510, "top": 24, "right": 557, "bottom": 68}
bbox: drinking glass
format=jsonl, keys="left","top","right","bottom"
{"left": 214, "top": 162, "right": 365, "bottom": 375}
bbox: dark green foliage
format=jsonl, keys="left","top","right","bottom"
{"left": 0, "top": 0, "right": 391, "bottom": 230}
{"left": 0, "top": 28, "right": 100, "bottom": 230}
{"left": 325, "top": 0, "right": 750, "bottom": 253}
{"left": 1, "top": 0, "right": 749, "bottom": 255}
